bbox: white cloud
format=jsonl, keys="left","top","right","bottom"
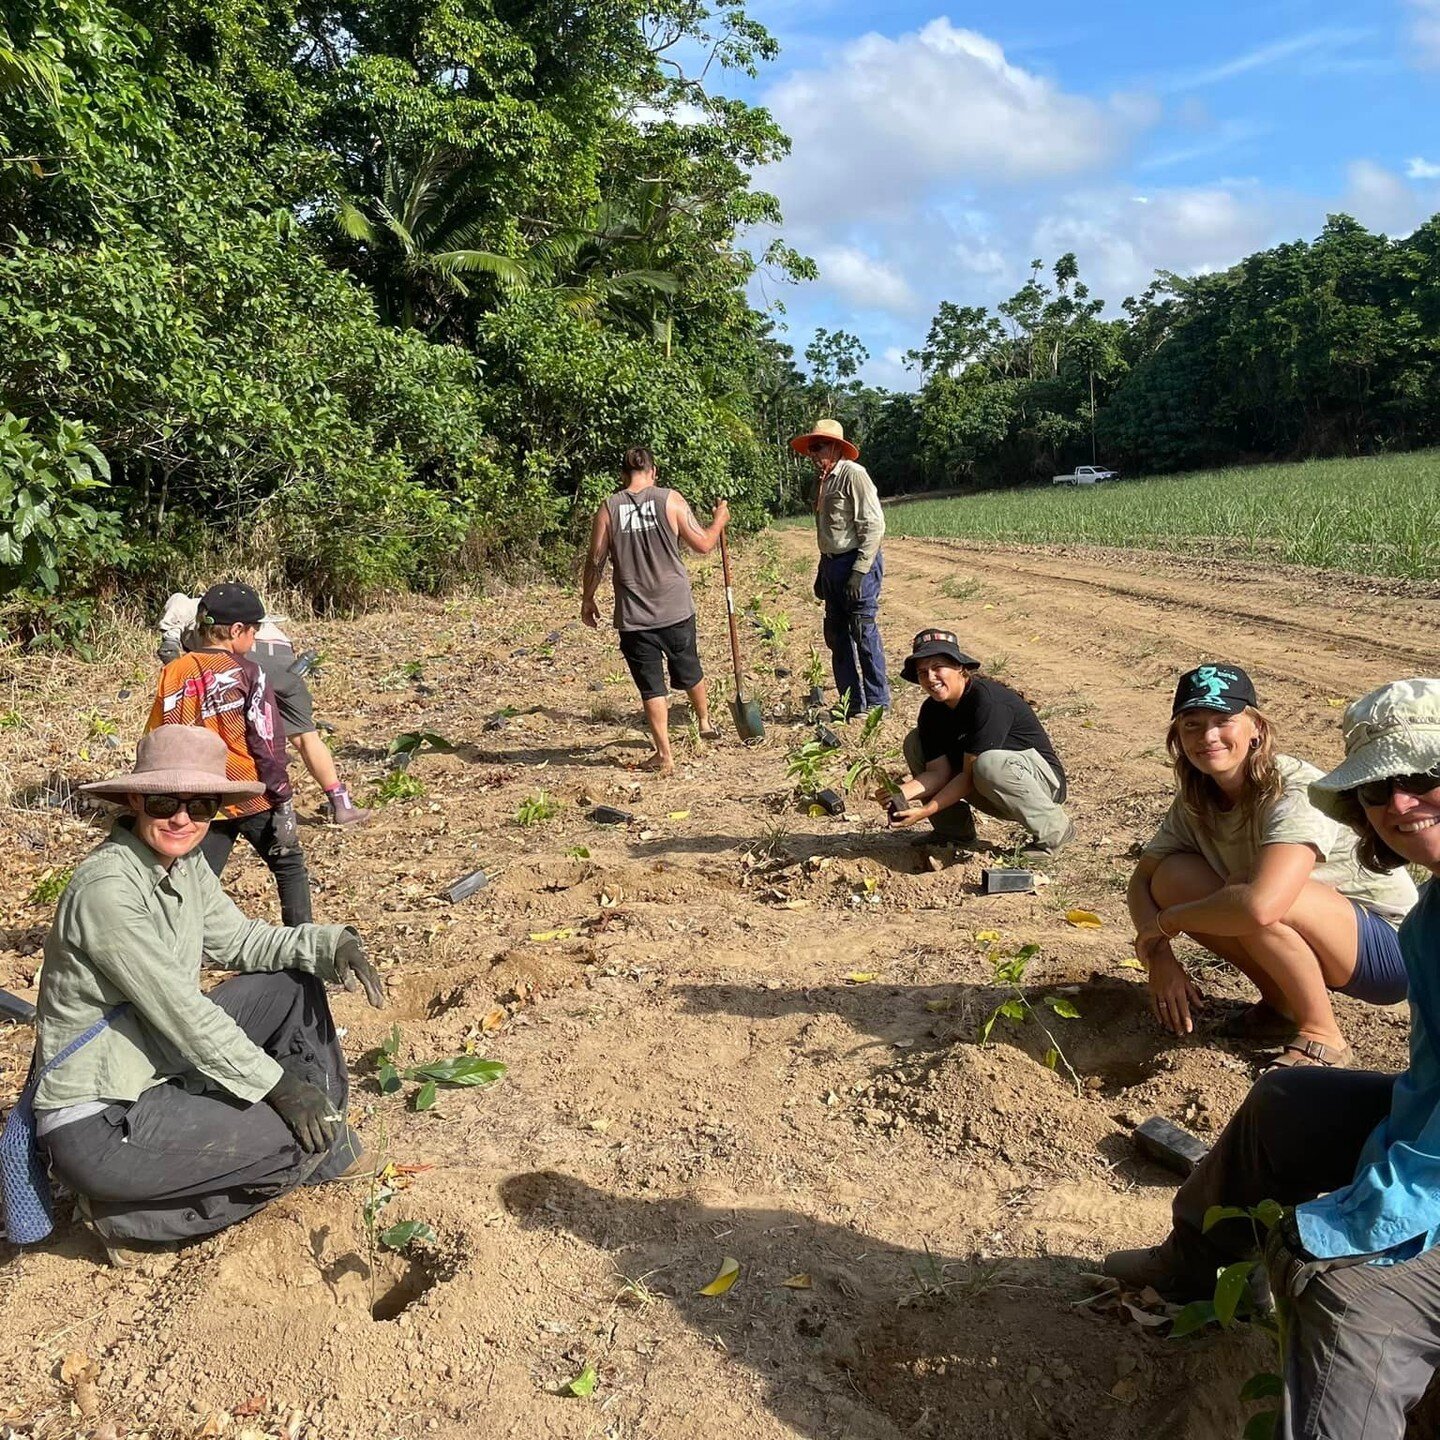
{"left": 762, "top": 18, "right": 1146, "bottom": 228}
{"left": 1343, "top": 160, "right": 1435, "bottom": 235}
{"left": 1169, "top": 27, "right": 1374, "bottom": 90}
{"left": 1407, "top": 0, "right": 1440, "bottom": 65}
{"left": 1408, "top": 156, "right": 1440, "bottom": 179}
{"left": 813, "top": 245, "right": 918, "bottom": 312}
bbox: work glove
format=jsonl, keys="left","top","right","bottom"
{"left": 845, "top": 569, "right": 866, "bottom": 605}
{"left": 813, "top": 566, "right": 823, "bottom": 601}
{"left": 333, "top": 929, "right": 386, "bottom": 1009}
{"left": 271, "top": 799, "right": 300, "bottom": 855}
{"left": 266, "top": 1069, "right": 341, "bottom": 1153}
{"left": 157, "top": 639, "right": 182, "bottom": 665}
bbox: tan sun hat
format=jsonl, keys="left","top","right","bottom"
{"left": 81, "top": 727, "right": 265, "bottom": 801}
{"left": 789, "top": 418, "right": 859, "bottom": 462}
{"left": 1309, "top": 678, "right": 1440, "bottom": 821}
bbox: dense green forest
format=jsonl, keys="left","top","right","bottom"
{"left": 0, "top": 0, "right": 813, "bottom": 642}
{"left": 807, "top": 217, "right": 1440, "bottom": 495}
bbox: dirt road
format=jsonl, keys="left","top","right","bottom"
{"left": 1, "top": 532, "right": 1433, "bottom": 1440}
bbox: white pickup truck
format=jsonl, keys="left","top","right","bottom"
{"left": 1052, "top": 464, "right": 1119, "bottom": 486}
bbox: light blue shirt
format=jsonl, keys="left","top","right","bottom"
{"left": 1298, "top": 879, "right": 1440, "bottom": 1262}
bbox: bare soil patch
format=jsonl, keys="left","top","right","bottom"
{"left": 0, "top": 532, "right": 1429, "bottom": 1439}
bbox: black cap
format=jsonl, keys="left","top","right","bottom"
{"left": 901, "top": 627, "right": 980, "bottom": 684}
{"left": 198, "top": 581, "right": 265, "bottom": 627}
{"left": 1172, "top": 664, "right": 1258, "bottom": 717}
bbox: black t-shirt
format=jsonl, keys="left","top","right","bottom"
{"left": 916, "top": 676, "right": 1067, "bottom": 800}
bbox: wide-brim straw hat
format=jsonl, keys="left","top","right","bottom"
{"left": 1309, "top": 678, "right": 1440, "bottom": 821}
{"left": 81, "top": 726, "right": 266, "bottom": 801}
{"left": 789, "top": 417, "right": 859, "bottom": 462}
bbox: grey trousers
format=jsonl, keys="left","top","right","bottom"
{"left": 1161, "top": 1067, "right": 1440, "bottom": 1439}
{"left": 902, "top": 731, "right": 1071, "bottom": 847}
{"left": 44, "top": 971, "right": 360, "bottom": 1245}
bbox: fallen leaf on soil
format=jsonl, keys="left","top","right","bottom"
{"left": 1065, "top": 909, "right": 1104, "bottom": 929}
{"left": 776, "top": 898, "right": 811, "bottom": 910}
{"left": 782, "top": 1273, "right": 812, "bottom": 1289}
{"left": 562, "top": 1364, "right": 598, "bottom": 1397}
{"left": 1326, "top": 698, "right": 1346, "bottom": 707}
{"left": 480, "top": 1006, "right": 507, "bottom": 1032}
{"left": 924, "top": 997, "right": 954, "bottom": 1013}
{"left": 1118, "top": 957, "right": 1145, "bottom": 970}
{"left": 844, "top": 972, "right": 879, "bottom": 984}
{"left": 698, "top": 1257, "right": 741, "bottom": 1295}
{"left": 808, "top": 804, "right": 828, "bottom": 817}
{"left": 667, "top": 810, "right": 690, "bottom": 820}
{"left": 528, "top": 927, "right": 574, "bottom": 943}
{"left": 974, "top": 929, "right": 1002, "bottom": 942}
{"left": 59, "top": 1352, "right": 99, "bottom": 1419}
{"left": 586, "top": 1118, "right": 610, "bottom": 1133}
{"left": 1110, "top": 1378, "right": 1139, "bottom": 1402}
{"left": 232, "top": 1394, "right": 268, "bottom": 1417}
{"left": 197, "top": 1414, "right": 226, "bottom": 1437}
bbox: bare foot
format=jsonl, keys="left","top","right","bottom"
{"left": 634, "top": 754, "right": 675, "bottom": 776}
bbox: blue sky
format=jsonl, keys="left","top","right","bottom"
{"left": 721, "top": 0, "right": 1440, "bottom": 387}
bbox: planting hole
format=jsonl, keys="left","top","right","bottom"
{"left": 371, "top": 1252, "right": 437, "bottom": 1322}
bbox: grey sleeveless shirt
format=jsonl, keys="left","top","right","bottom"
{"left": 604, "top": 486, "right": 695, "bottom": 632}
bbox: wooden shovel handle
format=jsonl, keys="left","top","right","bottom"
{"left": 718, "top": 530, "right": 746, "bottom": 695}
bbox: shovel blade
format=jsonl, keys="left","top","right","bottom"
{"left": 730, "top": 697, "right": 765, "bottom": 742}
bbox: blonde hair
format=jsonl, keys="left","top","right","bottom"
{"left": 1166, "top": 705, "right": 1284, "bottom": 838}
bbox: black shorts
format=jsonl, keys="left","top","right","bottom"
{"left": 251, "top": 639, "right": 317, "bottom": 737}
{"left": 619, "top": 617, "right": 703, "bottom": 701}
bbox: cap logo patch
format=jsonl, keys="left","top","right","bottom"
{"left": 1191, "top": 666, "right": 1239, "bottom": 706}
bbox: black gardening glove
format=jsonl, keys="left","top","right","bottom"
{"left": 271, "top": 799, "right": 300, "bottom": 855}
{"left": 845, "top": 569, "right": 866, "bottom": 605}
{"left": 266, "top": 1070, "right": 340, "bottom": 1153}
{"left": 157, "top": 639, "right": 182, "bottom": 665}
{"left": 333, "top": 929, "right": 386, "bottom": 1008}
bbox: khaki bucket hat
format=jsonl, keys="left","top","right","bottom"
{"left": 81, "top": 727, "right": 265, "bottom": 801}
{"left": 1309, "top": 678, "right": 1440, "bottom": 821}
{"left": 789, "top": 418, "right": 859, "bottom": 462}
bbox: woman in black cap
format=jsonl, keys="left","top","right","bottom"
{"left": 1127, "top": 664, "right": 1417, "bottom": 1068}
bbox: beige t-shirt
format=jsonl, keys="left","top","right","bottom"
{"left": 1142, "top": 754, "right": 1418, "bottom": 926}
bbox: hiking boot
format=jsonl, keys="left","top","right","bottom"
{"left": 75, "top": 1196, "right": 179, "bottom": 1271}
{"left": 1101, "top": 1243, "right": 1214, "bottom": 1305}
{"left": 1022, "top": 820, "right": 1076, "bottom": 856}
{"left": 327, "top": 786, "right": 372, "bottom": 826}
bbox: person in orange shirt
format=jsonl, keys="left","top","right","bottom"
{"left": 147, "top": 582, "right": 312, "bottom": 924}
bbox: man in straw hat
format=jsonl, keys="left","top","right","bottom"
{"left": 791, "top": 418, "right": 890, "bottom": 717}
{"left": 1104, "top": 678, "right": 1440, "bottom": 1438}
{"left": 32, "top": 727, "right": 383, "bottom": 1264}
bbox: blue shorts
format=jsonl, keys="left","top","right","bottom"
{"left": 1337, "top": 901, "right": 1409, "bottom": 1006}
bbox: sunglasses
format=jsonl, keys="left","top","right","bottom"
{"left": 142, "top": 795, "right": 222, "bottom": 821}
{"left": 1354, "top": 765, "right": 1440, "bottom": 809}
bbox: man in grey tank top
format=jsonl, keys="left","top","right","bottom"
{"left": 581, "top": 447, "right": 729, "bottom": 775}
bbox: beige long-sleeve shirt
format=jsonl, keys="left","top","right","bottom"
{"left": 34, "top": 821, "right": 351, "bottom": 1109}
{"left": 814, "top": 458, "right": 885, "bottom": 574}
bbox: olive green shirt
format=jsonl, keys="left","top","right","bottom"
{"left": 814, "top": 458, "right": 885, "bottom": 574}
{"left": 34, "top": 821, "right": 350, "bottom": 1110}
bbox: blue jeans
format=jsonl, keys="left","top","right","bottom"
{"left": 819, "top": 548, "right": 890, "bottom": 716}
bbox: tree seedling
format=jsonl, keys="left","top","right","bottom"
{"left": 977, "top": 942, "right": 1082, "bottom": 1092}
{"left": 387, "top": 728, "right": 453, "bottom": 761}
{"left": 514, "top": 790, "right": 560, "bottom": 826}
{"left": 374, "top": 1024, "right": 507, "bottom": 1111}
{"left": 370, "top": 770, "right": 426, "bottom": 805}
{"left": 785, "top": 737, "right": 839, "bottom": 800}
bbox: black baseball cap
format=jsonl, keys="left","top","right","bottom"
{"left": 901, "top": 627, "right": 980, "bottom": 683}
{"left": 1172, "top": 664, "right": 1258, "bottom": 717}
{"left": 198, "top": 581, "right": 265, "bottom": 627}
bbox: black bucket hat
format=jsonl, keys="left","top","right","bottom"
{"left": 1172, "top": 664, "right": 1258, "bottom": 717}
{"left": 901, "top": 627, "right": 980, "bottom": 684}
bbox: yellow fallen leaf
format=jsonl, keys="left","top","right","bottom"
{"left": 1065, "top": 909, "right": 1104, "bottom": 929}
{"left": 1118, "top": 957, "right": 1145, "bottom": 971}
{"left": 782, "top": 1273, "right": 812, "bottom": 1289}
{"left": 1326, "top": 698, "right": 1346, "bottom": 708}
{"left": 845, "top": 971, "right": 879, "bottom": 984}
{"left": 974, "top": 929, "right": 1002, "bottom": 942}
{"left": 698, "top": 1256, "right": 741, "bottom": 1295}
{"left": 480, "top": 1006, "right": 507, "bottom": 1032}
{"left": 983, "top": 604, "right": 995, "bottom": 610}
{"left": 861, "top": 876, "right": 879, "bottom": 894}
{"left": 777, "top": 898, "right": 812, "bottom": 910}
{"left": 667, "top": 809, "right": 691, "bottom": 820}
{"left": 808, "top": 804, "right": 828, "bottom": 818}
{"left": 528, "top": 927, "right": 574, "bottom": 943}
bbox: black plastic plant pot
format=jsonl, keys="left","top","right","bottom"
{"left": 806, "top": 685, "right": 825, "bottom": 708}
{"left": 589, "top": 805, "right": 633, "bottom": 825}
{"left": 981, "top": 867, "right": 1035, "bottom": 894}
{"left": 441, "top": 869, "right": 489, "bottom": 903}
{"left": 814, "top": 788, "right": 846, "bottom": 816}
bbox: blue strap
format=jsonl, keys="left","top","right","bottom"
{"left": 23, "top": 1002, "right": 131, "bottom": 1099}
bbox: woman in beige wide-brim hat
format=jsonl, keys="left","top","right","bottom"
{"left": 25, "top": 727, "right": 384, "bottom": 1265}
{"left": 1104, "top": 679, "right": 1440, "bottom": 1436}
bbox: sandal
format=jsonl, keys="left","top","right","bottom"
{"left": 1261, "top": 1039, "right": 1353, "bottom": 1071}
{"left": 698, "top": 727, "right": 722, "bottom": 742}
{"left": 1217, "top": 1002, "right": 1298, "bottom": 1043}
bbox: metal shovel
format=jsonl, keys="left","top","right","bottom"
{"left": 719, "top": 530, "right": 765, "bottom": 741}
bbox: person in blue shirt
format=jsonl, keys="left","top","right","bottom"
{"left": 1103, "top": 678, "right": 1440, "bottom": 1438}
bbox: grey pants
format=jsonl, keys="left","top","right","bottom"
{"left": 44, "top": 971, "right": 359, "bottom": 1245}
{"left": 902, "top": 730, "right": 1070, "bottom": 847}
{"left": 1161, "top": 1067, "right": 1440, "bottom": 1439}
